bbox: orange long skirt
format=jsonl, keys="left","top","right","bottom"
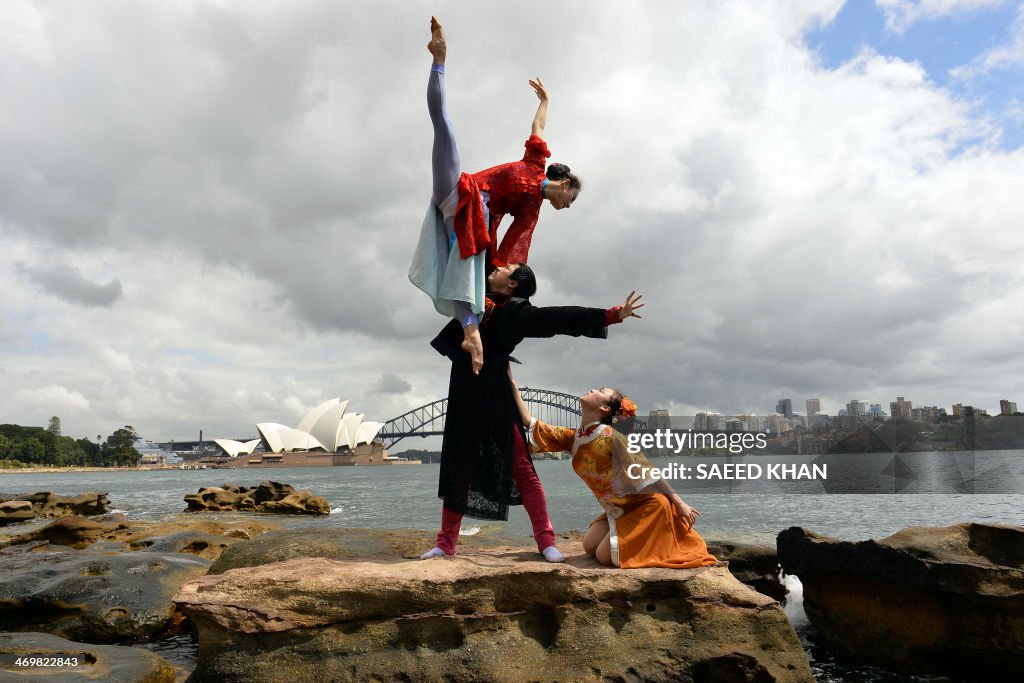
{"left": 592, "top": 494, "right": 717, "bottom": 569}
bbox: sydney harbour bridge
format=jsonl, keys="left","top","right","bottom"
{"left": 378, "top": 387, "right": 646, "bottom": 449}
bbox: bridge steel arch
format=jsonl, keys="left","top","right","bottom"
{"left": 379, "top": 388, "right": 581, "bottom": 450}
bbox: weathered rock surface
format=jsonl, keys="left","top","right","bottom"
{"left": 3, "top": 515, "right": 278, "bottom": 560}
{"left": 210, "top": 529, "right": 788, "bottom": 600}
{"left": 777, "top": 523, "right": 1024, "bottom": 679}
{"left": 209, "top": 526, "right": 466, "bottom": 574}
{"left": 0, "top": 631, "right": 175, "bottom": 682}
{"left": 5, "top": 513, "right": 131, "bottom": 548}
{"left": 129, "top": 530, "right": 244, "bottom": 561}
{"left": 0, "top": 542, "right": 211, "bottom": 642}
{"left": 0, "top": 500, "right": 36, "bottom": 525}
{"left": 184, "top": 481, "right": 329, "bottom": 515}
{"left": 177, "top": 539, "right": 813, "bottom": 682}
{"left": 0, "top": 491, "right": 109, "bottom": 524}
{"left": 706, "top": 540, "right": 784, "bottom": 600}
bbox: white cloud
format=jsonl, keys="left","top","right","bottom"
{"left": 876, "top": 0, "right": 1007, "bottom": 32}
{"left": 950, "top": 4, "right": 1024, "bottom": 78}
{"left": 14, "top": 386, "right": 91, "bottom": 418}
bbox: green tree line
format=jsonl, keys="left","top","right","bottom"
{"left": 0, "top": 419, "right": 142, "bottom": 468}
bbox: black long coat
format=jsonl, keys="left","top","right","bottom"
{"left": 430, "top": 297, "right": 610, "bottom": 520}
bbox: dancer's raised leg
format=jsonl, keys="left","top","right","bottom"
{"left": 427, "top": 16, "right": 484, "bottom": 373}
{"left": 427, "top": 17, "right": 458, "bottom": 204}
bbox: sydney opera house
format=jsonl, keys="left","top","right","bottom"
{"left": 209, "top": 398, "right": 411, "bottom": 468}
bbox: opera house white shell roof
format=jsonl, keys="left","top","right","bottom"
{"left": 212, "top": 438, "right": 261, "bottom": 457}
{"left": 213, "top": 398, "right": 386, "bottom": 456}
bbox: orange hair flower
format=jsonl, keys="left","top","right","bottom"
{"left": 618, "top": 397, "right": 637, "bottom": 417}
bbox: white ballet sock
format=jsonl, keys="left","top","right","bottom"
{"left": 541, "top": 546, "right": 565, "bottom": 563}
{"left": 419, "top": 547, "right": 449, "bottom": 560}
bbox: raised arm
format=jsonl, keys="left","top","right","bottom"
{"left": 506, "top": 291, "right": 644, "bottom": 340}
{"left": 529, "top": 78, "right": 548, "bottom": 138}
{"left": 508, "top": 368, "right": 533, "bottom": 425}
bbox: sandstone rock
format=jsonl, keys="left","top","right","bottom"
{"left": 777, "top": 523, "right": 1024, "bottom": 679}
{"left": 0, "top": 631, "right": 175, "bottom": 682}
{"left": 5, "top": 515, "right": 276, "bottom": 561}
{"left": 130, "top": 531, "right": 242, "bottom": 561}
{"left": 5, "top": 491, "right": 110, "bottom": 518}
{"left": 208, "top": 527, "right": 493, "bottom": 574}
{"left": 183, "top": 488, "right": 255, "bottom": 512}
{"left": 707, "top": 540, "right": 784, "bottom": 601}
{"left": 0, "top": 491, "right": 110, "bottom": 519}
{"left": 184, "top": 481, "right": 329, "bottom": 515}
{"left": 0, "top": 542, "right": 211, "bottom": 642}
{"left": 177, "top": 539, "right": 813, "bottom": 682}
{"left": 259, "top": 491, "right": 330, "bottom": 515}
{"left": 110, "top": 518, "right": 279, "bottom": 546}
{"left": 0, "top": 500, "right": 36, "bottom": 526}
{"left": 10, "top": 514, "right": 131, "bottom": 549}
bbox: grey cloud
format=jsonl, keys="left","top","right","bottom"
{"left": 20, "top": 264, "right": 123, "bottom": 307}
{"left": 372, "top": 372, "right": 412, "bottom": 395}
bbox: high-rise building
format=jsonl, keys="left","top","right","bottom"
{"left": 776, "top": 398, "right": 793, "bottom": 418}
{"left": 890, "top": 396, "right": 913, "bottom": 420}
{"left": 725, "top": 419, "right": 745, "bottom": 432}
{"left": 648, "top": 410, "right": 671, "bottom": 430}
{"left": 952, "top": 403, "right": 963, "bottom": 418}
{"left": 694, "top": 412, "right": 725, "bottom": 430}
{"left": 806, "top": 398, "right": 821, "bottom": 420}
{"left": 912, "top": 407, "right": 939, "bottom": 421}
{"left": 846, "top": 400, "right": 869, "bottom": 417}
{"left": 1000, "top": 400, "right": 1018, "bottom": 416}
{"left": 767, "top": 415, "right": 791, "bottom": 433}
{"left": 747, "top": 415, "right": 768, "bottom": 432}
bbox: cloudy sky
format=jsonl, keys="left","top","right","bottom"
{"left": 2, "top": 0, "right": 1023, "bottom": 444}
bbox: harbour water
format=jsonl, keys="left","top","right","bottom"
{"left": 4, "top": 454, "right": 1024, "bottom": 682}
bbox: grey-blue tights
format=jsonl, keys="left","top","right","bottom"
{"left": 429, "top": 65, "right": 478, "bottom": 327}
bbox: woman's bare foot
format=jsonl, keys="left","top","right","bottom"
{"left": 461, "top": 324, "right": 483, "bottom": 375}
{"left": 428, "top": 16, "right": 446, "bottom": 64}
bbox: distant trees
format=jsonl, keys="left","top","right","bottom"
{"left": 102, "top": 426, "right": 141, "bottom": 466}
{"left": 0, "top": 420, "right": 141, "bottom": 468}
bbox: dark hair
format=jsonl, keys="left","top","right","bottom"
{"left": 510, "top": 263, "right": 537, "bottom": 299}
{"left": 546, "top": 163, "right": 583, "bottom": 191}
{"left": 600, "top": 389, "right": 625, "bottom": 425}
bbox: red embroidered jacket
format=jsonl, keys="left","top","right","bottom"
{"left": 454, "top": 135, "right": 550, "bottom": 267}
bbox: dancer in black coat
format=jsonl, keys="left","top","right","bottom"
{"left": 422, "top": 262, "right": 643, "bottom": 561}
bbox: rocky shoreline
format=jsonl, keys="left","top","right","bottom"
{"left": 178, "top": 538, "right": 811, "bottom": 682}
{"left": 777, "top": 522, "right": 1024, "bottom": 680}
{"left": 0, "top": 490, "right": 110, "bottom": 525}
{"left": 1, "top": 486, "right": 1022, "bottom": 681}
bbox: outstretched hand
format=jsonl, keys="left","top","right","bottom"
{"left": 529, "top": 77, "right": 548, "bottom": 102}
{"left": 617, "top": 291, "right": 645, "bottom": 321}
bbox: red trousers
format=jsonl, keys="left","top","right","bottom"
{"left": 436, "top": 426, "right": 556, "bottom": 554}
